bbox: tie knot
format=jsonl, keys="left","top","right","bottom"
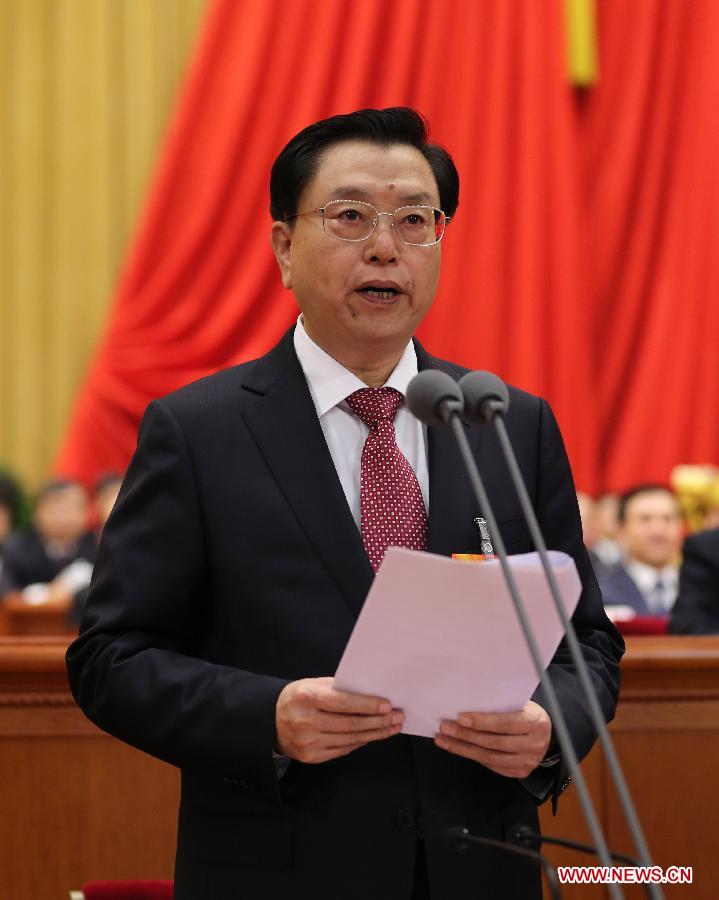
{"left": 346, "top": 387, "right": 403, "bottom": 426}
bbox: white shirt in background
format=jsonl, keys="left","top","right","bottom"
{"left": 624, "top": 558, "right": 679, "bottom": 613}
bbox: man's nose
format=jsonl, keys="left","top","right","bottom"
{"left": 363, "top": 214, "right": 400, "bottom": 262}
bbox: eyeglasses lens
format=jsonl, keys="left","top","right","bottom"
{"left": 322, "top": 200, "right": 445, "bottom": 245}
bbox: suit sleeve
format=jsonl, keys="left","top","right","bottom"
{"left": 66, "top": 399, "right": 289, "bottom": 794}
{"left": 669, "top": 533, "right": 719, "bottom": 635}
{"left": 526, "top": 400, "right": 624, "bottom": 809}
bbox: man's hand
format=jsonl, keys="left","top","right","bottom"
{"left": 434, "top": 700, "right": 552, "bottom": 778}
{"left": 275, "top": 677, "right": 404, "bottom": 764}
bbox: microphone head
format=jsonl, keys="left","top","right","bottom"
{"left": 458, "top": 370, "right": 510, "bottom": 424}
{"left": 406, "top": 370, "right": 464, "bottom": 426}
{"left": 508, "top": 823, "right": 541, "bottom": 851}
{"left": 445, "top": 825, "right": 471, "bottom": 851}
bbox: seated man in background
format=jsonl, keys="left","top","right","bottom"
{"left": 669, "top": 527, "right": 719, "bottom": 635}
{"left": 0, "top": 471, "right": 25, "bottom": 574}
{"left": 591, "top": 492, "right": 622, "bottom": 572}
{"left": 577, "top": 491, "right": 613, "bottom": 579}
{"left": 67, "top": 472, "right": 123, "bottom": 626}
{"left": 598, "top": 484, "right": 683, "bottom": 618}
{"left": 0, "top": 478, "right": 96, "bottom": 606}
{"left": 93, "top": 472, "right": 123, "bottom": 526}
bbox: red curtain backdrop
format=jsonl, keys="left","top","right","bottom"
{"left": 54, "top": 0, "right": 719, "bottom": 494}
{"left": 582, "top": 1, "right": 719, "bottom": 489}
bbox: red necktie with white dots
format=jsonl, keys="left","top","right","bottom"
{"left": 345, "top": 387, "right": 428, "bottom": 572}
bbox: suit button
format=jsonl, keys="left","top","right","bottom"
{"left": 394, "top": 809, "right": 415, "bottom": 830}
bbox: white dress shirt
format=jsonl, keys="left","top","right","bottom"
{"left": 293, "top": 318, "right": 429, "bottom": 530}
{"left": 624, "top": 558, "right": 679, "bottom": 613}
{"left": 291, "top": 320, "right": 560, "bottom": 782}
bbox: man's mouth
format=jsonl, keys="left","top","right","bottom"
{"left": 357, "top": 284, "right": 402, "bottom": 301}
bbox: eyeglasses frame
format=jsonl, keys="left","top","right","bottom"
{"left": 288, "top": 199, "right": 451, "bottom": 246}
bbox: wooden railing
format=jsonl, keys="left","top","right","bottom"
{"left": 0, "top": 593, "right": 75, "bottom": 636}
{"left": 0, "top": 636, "right": 178, "bottom": 899}
{"left": 540, "top": 636, "right": 719, "bottom": 898}
{"left": 1, "top": 636, "right": 718, "bottom": 899}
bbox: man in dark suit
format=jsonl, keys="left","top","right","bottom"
{"left": 0, "top": 471, "right": 25, "bottom": 568}
{"left": 1, "top": 478, "right": 96, "bottom": 603}
{"left": 598, "top": 484, "right": 683, "bottom": 618}
{"left": 669, "top": 527, "right": 719, "bottom": 634}
{"left": 66, "top": 108, "right": 622, "bottom": 900}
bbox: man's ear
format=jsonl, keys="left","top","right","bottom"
{"left": 270, "top": 221, "right": 293, "bottom": 290}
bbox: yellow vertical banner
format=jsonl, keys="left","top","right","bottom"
{"left": 0, "top": 0, "right": 207, "bottom": 490}
{"left": 565, "top": 0, "right": 599, "bottom": 86}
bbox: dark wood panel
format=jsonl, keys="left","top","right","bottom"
{"left": 0, "top": 594, "right": 74, "bottom": 636}
{"left": 0, "top": 734, "right": 179, "bottom": 898}
{"left": 0, "top": 638, "right": 178, "bottom": 898}
{"left": 605, "top": 722, "right": 719, "bottom": 898}
{"left": 2, "top": 636, "right": 719, "bottom": 900}
{"left": 538, "top": 637, "right": 719, "bottom": 900}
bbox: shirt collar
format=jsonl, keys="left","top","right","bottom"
{"left": 624, "top": 557, "right": 678, "bottom": 594}
{"left": 293, "top": 316, "right": 418, "bottom": 418}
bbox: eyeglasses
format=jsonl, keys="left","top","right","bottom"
{"left": 289, "top": 199, "right": 450, "bottom": 246}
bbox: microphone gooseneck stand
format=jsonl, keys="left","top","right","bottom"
{"left": 510, "top": 824, "right": 641, "bottom": 867}
{"left": 406, "top": 370, "right": 625, "bottom": 900}
{"left": 447, "top": 826, "right": 562, "bottom": 900}
{"left": 457, "top": 370, "right": 662, "bottom": 900}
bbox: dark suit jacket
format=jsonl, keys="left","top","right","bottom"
{"left": 66, "top": 331, "right": 623, "bottom": 900}
{"left": 669, "top": 528, "right": 719, "bottom": 634}
{"left": 0, "top": 527, "right": 96, "bottom": 595}
{"left": 597, "top": 563, "right": 653, "bottom": 616}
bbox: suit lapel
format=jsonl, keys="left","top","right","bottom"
{"left": 619, "top": 567, "right": 651, "bottom": 615}
{"left": 415, "top": 342, "right": 485, "bottom": 557}
{"left": 241, "top": 333, "right": 486, "bottom": 615}
{"left": 426, "top": 424, "right": 482, "bottom": 556}
{"left": 241, "top": 333, "right": 373, "bottom": 618}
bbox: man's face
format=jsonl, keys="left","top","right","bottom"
{"left": 96, "top": 481, "right": 121, "bottom": 527}
{"left": 34, "top": 485, "right": 88, "bottom": 544}
{"left": 576, "top": 492, "right": 598, "bottom": 547}
{"left": 0, "top": 505, "right": 11, "bottom": 541}
{"left": 594, "top": 493, "right": 620, "bottom": 540}
{"left": 271, "top": 140, "right": 443, "bottom": 367}
{"left": 619, "top": 491, "right": 683, "bottom": 568}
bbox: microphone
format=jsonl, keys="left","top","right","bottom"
{"left": 447, "top": 826, "right": 562, "bottom": 900}
{"left": 406, "top": 370, "right": 624, "bottom": 900}
{"left": 458, "top": 370, "right": 509, "bottom": 423}
{"left": 405, "top": 369, "right": 464, "bottom": 426}
{"left": 458, "top": 369, "right": 662, "bottom": 898}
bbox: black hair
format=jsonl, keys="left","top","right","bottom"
{"left": 617, "top": 484, "right": 679, "bottom": 523}
{"left": 94, "top": 471, "right": 123, "bottom": 496}
{"left": 269, "top": 107, "right": 459, "bottom": 222}
{"left": 0, "top": 471, "right": 24, "bottom": 526}
{"left": 35, "top": 478, "right": 85, "bottom": 505}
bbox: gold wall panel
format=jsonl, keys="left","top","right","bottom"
{"left": 0, "top": 0, "right": 207, "bottom": 492}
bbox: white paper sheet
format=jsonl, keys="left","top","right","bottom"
{"left": 333, "top": 547, "right": 581, "bottom": 738}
